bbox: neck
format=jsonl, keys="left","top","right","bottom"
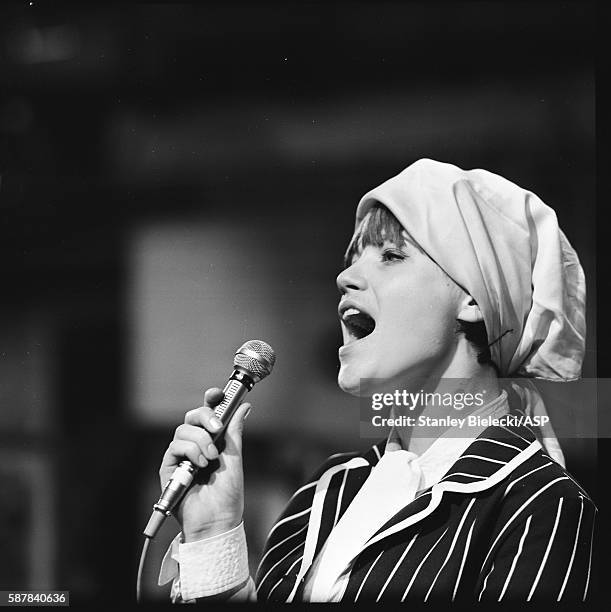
{"left": 393, "top": 360, "right": 501, "bottom": 456}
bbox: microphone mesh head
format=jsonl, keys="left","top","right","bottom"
{"left": 234, "top": 340, "right": 276, "bottom": 381}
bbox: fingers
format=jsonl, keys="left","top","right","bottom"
{"left": 204, "top": 387, "right": 224, "bottom": 407}
{"left": 173, "top": 423, "right": 220, "bottom": 462}
{"left": 162, "top": 438, "right": 211, "bottom": 471}
{"left": 185, "top": 404, "right": 223, "bottom": 430}
{"left": 184, "top": 387, "right": 224, "bottom": 428}
{"left": 223, "top": 402, "right": 251, "bottom": 455}
{"left": 162, "top": 385, "right": 251, "bottom": 474}
{"left": 182, "top": 399, "right": 251, "bottom": 453}
{"left": 226, "top": 401, "right": 251, "bottom": 436}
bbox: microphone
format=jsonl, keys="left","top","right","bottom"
{"left": 143, "top": 339, "right": 276, "bottom": 539}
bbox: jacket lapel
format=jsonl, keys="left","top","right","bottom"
{"left": 345, "top": 421, "right": 542, "bottom": 565}
{"left": 285, "top": 454, "right": 372, "bottom": 601}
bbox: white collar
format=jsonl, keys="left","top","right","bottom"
{"left": 384, "top": 390, "right": 509, "bottom": 491}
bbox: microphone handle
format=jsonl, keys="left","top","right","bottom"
{"left": 143, "top": 370, "right": 253, "bottom": 539}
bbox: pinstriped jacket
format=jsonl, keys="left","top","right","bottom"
{"left": 254, "top": 420, "right": 597, "bottom": 602}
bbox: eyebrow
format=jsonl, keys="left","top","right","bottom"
{"left": 342, "top": 237, "right": 414, "bottom": 269}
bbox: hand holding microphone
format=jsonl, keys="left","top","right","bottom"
{"left": 144, "top": 340, "right": 276, "bottom": 541}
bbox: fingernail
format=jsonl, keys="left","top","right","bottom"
{"left": 207, "top": 443, "right": 218, "bottom": 459}
{"left": 243, "top": 406, "right": 252, "bottom": 421}
{"left": 210, "top": 416, "right": 223, "bottom": 431}
{"left": 198, "top": 454, "right": 207, "bottom": 467}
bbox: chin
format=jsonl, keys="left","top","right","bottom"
{"left": 337, "top": 366, "right": 383, "bottom": 397}
{"left": 337, "top": 372, "right": 361, "bottom": 397}
{"left": 337, "top": 367, "right": 369, "bottom": 397}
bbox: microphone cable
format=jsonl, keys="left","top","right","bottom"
{"left": 136, "top": 536, "right": 151, "bottom": 604}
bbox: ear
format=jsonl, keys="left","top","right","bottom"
{"left": 457, "top": 295, "right": 484, "bottom": 323}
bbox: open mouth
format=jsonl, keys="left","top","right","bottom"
{"left": 340, "top": 307, "right": 376, "bottom": 343}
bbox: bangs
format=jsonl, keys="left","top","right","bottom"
{"left": 343, "top": 203, "right": 407, "bottom": 267}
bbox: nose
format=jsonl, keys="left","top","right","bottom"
{"left": 336, "top": 260, "right": 367, "bottom": 294}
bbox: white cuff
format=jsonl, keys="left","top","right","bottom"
{"left": 158, "top": 531, "right": 182, "bottom": 587}
{"left": 158, "top": 523, "right": 250, "bottom": 601}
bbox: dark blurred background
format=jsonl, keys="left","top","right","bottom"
{"left": 0, "top": 1, "right": 596, "bottom": 605}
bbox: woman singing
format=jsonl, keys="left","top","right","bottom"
{"left": 156, "top": 159, "right": 596, "bottom": 602}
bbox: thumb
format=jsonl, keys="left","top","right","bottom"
{"left": 224, "top": 402, "right": 251, "bottom": 454}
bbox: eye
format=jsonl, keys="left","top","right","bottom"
{"left": 381, "top": 248, "right": 406, "bottom": 263}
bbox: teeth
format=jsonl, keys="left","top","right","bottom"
{"left": 342, "top": 307, "right": 361, "bottom": 321}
